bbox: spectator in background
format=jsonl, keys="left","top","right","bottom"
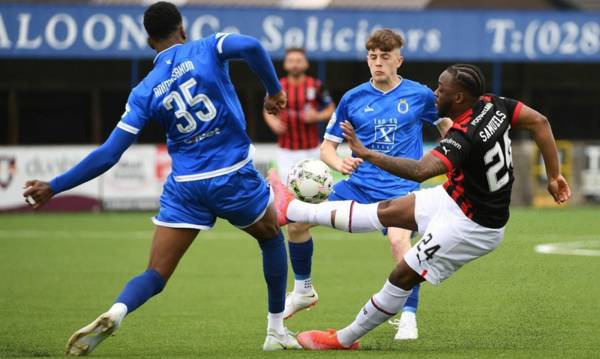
{"left": 264, "top": 48, "right": 335, "bottom": 182}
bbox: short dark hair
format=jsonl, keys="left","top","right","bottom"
{"left": 143, "top": 2, "right": 182, "bottom": 41}
{"left": 284, "top": 47, "right": 306, "bottom": 57}
{"left": 365, "top": 29, "right": 404, "bottom": 52}
{"left": 446, "top": 64, "right": 487, "bottom": 98}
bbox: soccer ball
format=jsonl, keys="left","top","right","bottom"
{"left": 287, "top": 159, "right": 333, "bottom": 203}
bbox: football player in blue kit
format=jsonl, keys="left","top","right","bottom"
{"left": 23, "top": 1, "right": 301, "bottom": 355}
{"left": 270, "top": 29, "right": 452, "bottom": 340}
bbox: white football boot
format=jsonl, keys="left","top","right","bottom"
{"left": 283, "top": 288, "right": 319, "bottom": 319}
{"left": 389, "top": 311, "right": 419, "bottom": 340}
{"left": 262, "top": 328, "right": 302, "bottom": 351}
{"left": 65, "top": 312, "right": 120, "bottom": 356}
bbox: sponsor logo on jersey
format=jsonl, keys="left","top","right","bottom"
{"left": 440, "top": 137, "right": 462, "bottom": 150}
{"left": 364, "top": 105, "right": 374, "bottom": 112}
{"left": 471, "top": 102, "right": 493, "bottom": 126}
{"left": 0, "top": 156, "right": 16, "bottom": 189}
{"left": 306, "top": 87, "right": 316, "bottom": 100}
{"left": 397, "top": 99, "right": 409, "bottom": 114}
{"left": 184, "top": 127, "right": 222, "bottom": 144}
{"left": 373, "top": 118, "right": 398, "bottom": 153}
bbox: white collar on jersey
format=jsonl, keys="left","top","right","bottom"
{"left": 369, "top": 76, "right": 403, "bottom": 95}
{"left": 153, "top": 43, "right": 183, "bottom": 64}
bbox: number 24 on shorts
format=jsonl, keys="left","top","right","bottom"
{"left": 415, "top": 233, "right": 441, "bottom": 265}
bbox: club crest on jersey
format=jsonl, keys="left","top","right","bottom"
{"left": 373, "top": 118, "right": 398, "bottom": 153}
{"left": 397, "top": 99, "right": 409, "bottom": 114}
{"left": 0, "top": 156, "right": 16, "bottom": 189}
{"left": 306, "top": 87, "right": 316, "bottom": 100}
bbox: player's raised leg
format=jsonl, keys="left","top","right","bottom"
{"left": 272, "top": 173, "right": 416, "bottom": 234}
{"left": 66, "top": 226, "right": 197, "bottom": 356}
{"left": 386, "top": 227, "right": 421, "bottom": 340}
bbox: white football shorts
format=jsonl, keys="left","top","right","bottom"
{"left": 404, "top": 185, "right": 505, "bottom": 285}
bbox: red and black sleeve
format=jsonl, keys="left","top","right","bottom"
{"left": 502, "top": 97, "right": 524, "bottom": 127}
{"left": 431, "top": 130, "right": 472, "bottom": 172}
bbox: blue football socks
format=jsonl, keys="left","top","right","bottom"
{"left": 115, "top": 268, "right": 165, "bottom": 313}
{"left": 288, "top": 238, "right": 313, "bottom": 280}
{"left": 258, "top": 230, "right": 288, "bottom": 314}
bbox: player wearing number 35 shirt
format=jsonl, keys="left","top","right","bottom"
{"left": 272, "top": 64, "right": 571, "bottom": 350}
{"left": 23, "top": 2, "right": 301, "bottom": 355}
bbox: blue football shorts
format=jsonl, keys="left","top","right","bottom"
{"left": 153, "top": 162, "right": 273, "bottom": 230}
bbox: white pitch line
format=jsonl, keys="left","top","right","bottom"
{"left": 534, "top": 240, "right": 600, "bottom": 257}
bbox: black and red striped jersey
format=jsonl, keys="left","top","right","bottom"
{"left": 279, "top": 76, "right": 333, "bottom": 150}
{"left": 431, "top": 95, "right": 523, "bottom": 228}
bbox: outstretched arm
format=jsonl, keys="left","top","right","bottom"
{"left": 513, "top": 104, "right": 570, "bottom": 204}
{"left": 218, "top": 33, "right": 280, "bottom": 95}
{"left": 23, "top": 128, "right": 137, "bottom": 208}
{"left": 217, "top": 33, "right": 285, "bottom": 114}
{"left": 341, "top": 121, "right": 447, "bottom": 182}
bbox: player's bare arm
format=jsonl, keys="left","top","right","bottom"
{"left": 513, "top": 104, "right": 571, "bottom": 204}
{"left": 320, "top": 138, "right": 363, "bottom": 175}
{"left": 341, "top": 121, "right": 446, "bottom": 182}
{"left": 264, "top": 90, "right": 287, "bottom": 115}
{"left": 435, "top": 117, "right": 453, "bottom": 137}
{"left": 23, "top": 180, "right": 54, "bottom": 209}
{"left": 263, "top": 108, "right": 287, "bottom": 135}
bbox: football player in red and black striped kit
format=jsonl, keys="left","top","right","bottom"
{"left": 264, "top": 48, "right": 335, "bottom": 182}
{"left": 272, "top": 64, "right": 571, "bottom": 349}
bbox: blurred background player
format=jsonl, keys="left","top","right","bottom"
{"left": 23, "top": 1, "right": 301, "bottom": 354}
{"left": 271, "top": 29, "right": 452, "bottom": 340}
{"left": 277, "top": 63, "right": 571, "bottom": 350}
{"left": 263, "top": 48, "right": 335, "bottom": 182}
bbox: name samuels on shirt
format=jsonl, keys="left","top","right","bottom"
{"left": 479, "top": 110, "right": 507, "bottom": 142}
{"left": 153, "top": 60, "right": 195, "bottom": 97}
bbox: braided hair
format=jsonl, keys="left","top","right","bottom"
{"left": 446, "top": 64, "right": 487, "bottom": 98}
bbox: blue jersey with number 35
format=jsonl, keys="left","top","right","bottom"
{"left": 325, "top": 79, "right": 439, "bottom": 199}
{"left": 118, "top": 34, "right": 252, "bottom": 181}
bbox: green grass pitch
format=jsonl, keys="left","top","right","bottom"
{"left": 1, "top": 207, "right": 599, "bottom": 358}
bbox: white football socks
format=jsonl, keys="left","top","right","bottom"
{"left": 337, "top": 280, "right": 411, "bottom": 347}
{"left": 287, "top": 200, "right": 384, "bottom": 233}
{"left": 108, "top": 303, "right": 128, "bottom": 326}
{"left": 267, "top": 312, "right": 285, "bottom": 335}
{"left": 294, "top": 278, "right": 313, "bottom": 295}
